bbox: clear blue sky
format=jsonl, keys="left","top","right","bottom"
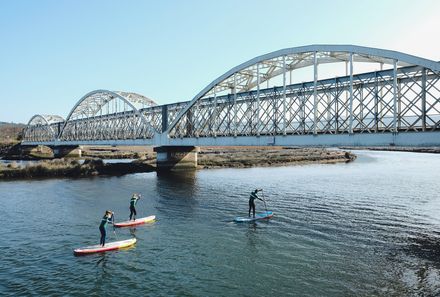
{"left": 1, "top": 0, "right": 439, "bottom": 123}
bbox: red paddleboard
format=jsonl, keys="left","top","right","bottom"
{"left": 114, "top": 215, "right": 156, "bottom": 228}
{"left": 74, "top": 238, "right": 136, "bottom": 256}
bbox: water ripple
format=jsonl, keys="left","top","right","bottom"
{"left": 1, "top": 151, "right": 440, "bottom": 296}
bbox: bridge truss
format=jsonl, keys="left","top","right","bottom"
{"left": 22, "top": 45, "right": 440, "bottom": 147}
{"left": 168, "top": 65, "right": 440, "bottom": 138}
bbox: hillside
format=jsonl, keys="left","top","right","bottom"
{"left": 0, "top": 122, "right": 26, "bottom": 141}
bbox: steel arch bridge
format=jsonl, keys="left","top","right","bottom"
{"left": 22, "top": 45, "right": 440, "bottom": 147}
{"left": 23, "top": 114, "right": 65, "bottom": 142}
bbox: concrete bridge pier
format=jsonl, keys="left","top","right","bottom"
{"left": 154, "top": 146, "right": 200, "bottom": 171}
{"left": 52, "top": 146, "right": 82, "bottom": 158}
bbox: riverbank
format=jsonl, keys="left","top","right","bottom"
{"left": 198, "top": 147, "right": 355, "bottom": 168}
{"left": 0, "top": 142, "right": 55, "bottom": 160}
{"left": 0, "top": 147, "right": 356, "bottom": 180}
{"left": 340, "top": 146, "right": 440, "bottom": 154}
{"left": 0, "top": 159, "right": 155, "bottom": 179}
{"left": 0, "top": 141, "right": 19, "bottom": 157}
{"left": 81, "top": 146, "right": 153, "bottom": 159}
{"left": 0, "top": 144, "right": 152, "bottom": 160}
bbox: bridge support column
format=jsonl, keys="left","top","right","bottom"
{"left": 154, "top": 146, "right": 200, "bottom": 171}
{"left": 52, "top": 146, "right": 82, "bottom": 158}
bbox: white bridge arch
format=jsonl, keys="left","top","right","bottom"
{"left": 59, "top": 90, "right": 158, "bottom": 141}
{"left": 23, "top": 114, "right": 65, "bottom": 142}
{"left": 22, "top": 45, "right": 440, "bottom": 147}
{"left": 167, "top": 44, "right": 440, "bottom": 140}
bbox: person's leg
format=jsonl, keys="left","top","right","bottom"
{"left": 102, "top": 228, "right": 106, "bottom": 246}
{"left": 99, "top": 226, "right": 105, "bottom": 246}
{"left": 129, "top": 206, "right": 134, "bottom": 220}
{"left": 133, "top": 207, "right": 137, "bottom": 220}
{"left": 249, "top": 201, "right": 252, "bottom": 217}
{"left": 252, "top": 202, "right": 256, "bottom": 218}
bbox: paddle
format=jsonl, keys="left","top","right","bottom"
{"left": 260, "top": 189, "right": 268, "bottom": 213}
{"left": 112, "top": 213, "right": 118, "bottom": 240}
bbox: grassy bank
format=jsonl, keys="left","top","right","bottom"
{"left": 198, "top": 147, "right": 356, "bottom": 168}
{"left": 1, "top": 147, "right": 356, "bottom": 180}
{"left": 0, "top": 159, "right": 155, "bottom": 179}
{"left": 81, "top": 146, "right": 154, "bottom": 159}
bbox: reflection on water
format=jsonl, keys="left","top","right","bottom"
{"left": 157, "top": 170, "right": 196, "bottom": 185}
{"left": 155, "top": 170, "right": 198, "bottom": 216}
{"left": 96, "top": 253, "right": 108, "bottom": 267}
{"left": 1, "top": 150, "right": 440, "bottom": 296}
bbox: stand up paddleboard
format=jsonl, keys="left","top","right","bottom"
{"left": 114, "top": 215, "right": 156, "bottom": 228}
{"left": 234, "top": 211, "right": 273, "bottom": 223}
{"left": 74, "top": 238, "right": 137, "bottom": 256}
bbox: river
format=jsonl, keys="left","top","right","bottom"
{"left": 1, "top": 150, "right": 440, "bottom": 296}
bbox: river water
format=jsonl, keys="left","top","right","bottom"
{"left": 1, "top": 150, "right": 440, "bottom": 296}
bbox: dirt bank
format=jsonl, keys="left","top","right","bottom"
{"left": 1, "top": 146, "right": 356, "bottom": 180}
{"left": 340, "top": 146, "right": 440, "bottom": 154}
{"left": 198, "top": 147, "right": 356, "bottom": 169}
{"left": 0, "top": 141, "right": 19, "bottom": 157}
{"left": 81, "top": 146, "right": 154, "bottom": 159}
{"left": 0, "top": 159, "right": 155, "bottom": 179}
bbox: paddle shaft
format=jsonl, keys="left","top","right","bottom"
{"left": 261, "top": 190, "right": 268, "bottom": 212}
{"left": 112, "top": 214, "right": 118, "bottom": 240}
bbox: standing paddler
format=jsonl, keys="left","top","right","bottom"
{"left": 249, "top": 189, "right": 264, "bottom": 218}
{"left": 99, "top": 210, "right": 114, "bottom": 247}
{"left": 129, "top": 193, "right": 141, "bottom": 221}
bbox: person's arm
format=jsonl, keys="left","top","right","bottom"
{"left": 256, "top": 189, "right": 264, "bottom": 200}
{"left": 251, "top": 192, "right": 263, "bottom": 201}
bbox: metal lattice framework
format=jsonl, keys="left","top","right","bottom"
{"left": 23, "top": 114, "right": 65, "bottom": 142}
{"left": 140, "top": 102, "right": 188, "bottom": 133}
{"left": 21, "top": 45, "right": 440, "bottom": 146}
{"left": 59, "top": 90, "right": 158, "bottom": 141}
{"left": 168, "top": 45, "right": 440, "bottom": 138}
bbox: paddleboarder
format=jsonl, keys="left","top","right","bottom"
{"left": 99, "top": 210, "right": 114, "bottom": 247}
{"left": 129, "top": 193, "right": 141, "bottom": 221}
{"left": 249, "top": 189, "right": 263, "bottom": 218}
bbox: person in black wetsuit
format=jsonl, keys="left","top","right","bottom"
{"left": 249, "top": 189, "right": 263, "bottom": 218}
{"left": 99, "top": 210, "right": 114, "bottom": 247}
{"left": 129, "top": 193, "right": 141, "bottom": 221}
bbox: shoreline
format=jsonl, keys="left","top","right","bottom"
{"left": 0, "top": 147, "right": 356, "bottom": 180}
{"left": 198, "top": 147, "right": 355, "bottom": 169}
{"left": 0, "top": 159, "right": 156, "bottom": 179}
{"left": 340, "top": 146, "right": 440, "bottom": 154}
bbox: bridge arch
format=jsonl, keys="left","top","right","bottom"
{"left": 23, "top": 114, "right": 65, "bottom": 142}
{"left": 167, "top": 44, "right": 440, "bottom": 138}
{"left": 59, "top": 90, "right": 158, "bottom": 141}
